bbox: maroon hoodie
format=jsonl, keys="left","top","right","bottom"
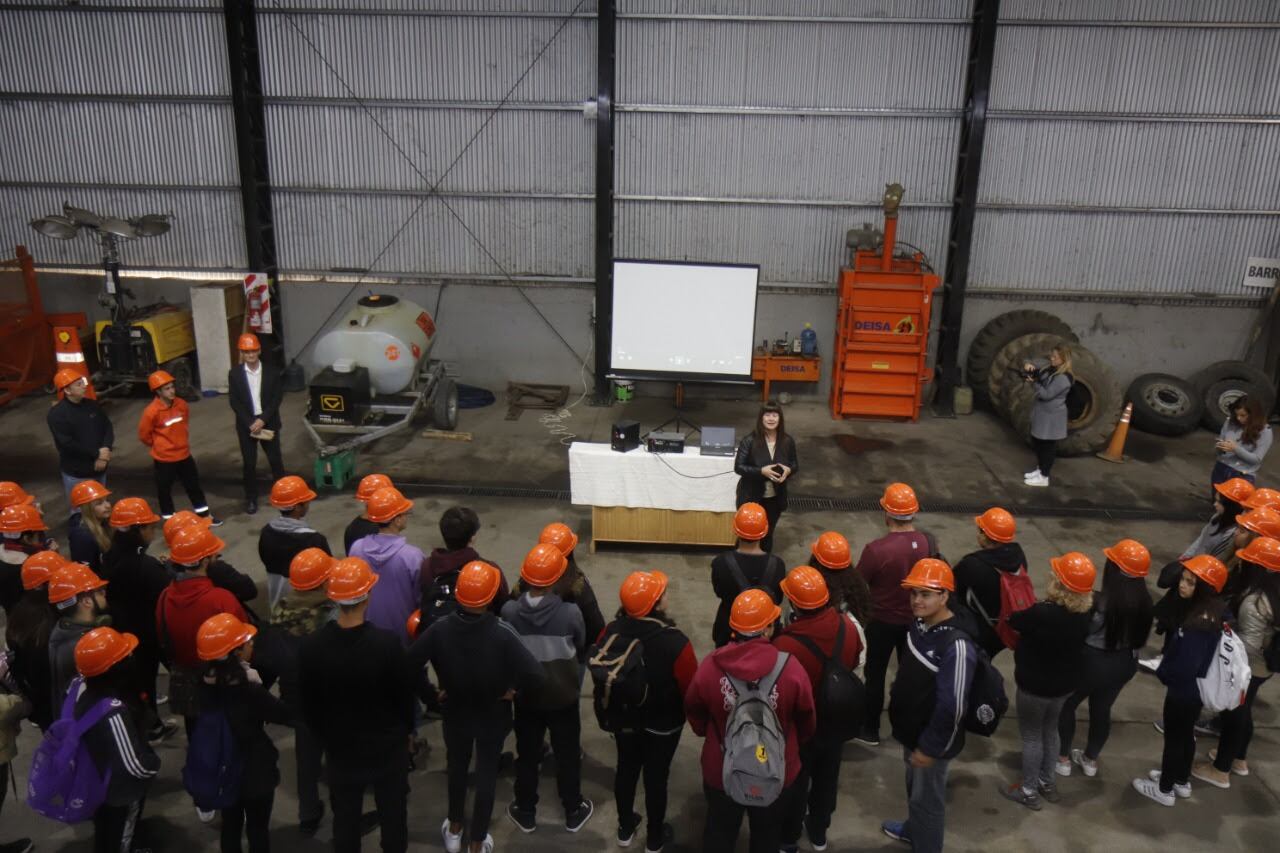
{"left": 773, "top": 608, "right": 863, "bottom": 688}
{"left": 684, "top": 636, "right": 816, "bottom": 790}
{"left": 157, "top": 575, "right": 248, "bottom": 669}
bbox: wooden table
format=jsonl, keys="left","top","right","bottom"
{"left": 751, "top": 353, "right": 821, "bottom": 401}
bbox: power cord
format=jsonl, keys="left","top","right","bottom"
{"left": 538, "top": 339, "right": 595, "bottom": 446}
{"left": 650, "top": 450, "right": 739, "bottom": 479}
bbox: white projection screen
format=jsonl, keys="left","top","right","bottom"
{"left": 609, "top": 260, "right": 760, "bottom": 382}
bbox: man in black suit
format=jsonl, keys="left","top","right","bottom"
{"left": 228, "top": 332, "right": 286, "bottom": 514}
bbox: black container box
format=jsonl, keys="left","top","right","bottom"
{"left": 308, "top": 366, "right": 372, "bottom": 425}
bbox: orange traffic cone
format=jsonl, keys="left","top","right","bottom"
{"left": 1096, "top": 402, "right": 1133, "bottom": 463}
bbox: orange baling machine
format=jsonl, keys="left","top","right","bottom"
{"left": 829, "top": 184, "right": 940, "bottom": 421}
{"left": 0, "top": 245, "right": 88, "bottom": 407}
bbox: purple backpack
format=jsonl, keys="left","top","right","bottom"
{"left": 27, "top": 677, "right": 114, "bottom": 823}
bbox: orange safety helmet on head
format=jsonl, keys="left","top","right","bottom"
{"left": 975, "top": 507, "right": 1016, "bottom": 543}
{"left": 0, "top": 482, "right": 34, "bottom": 509}
{"left": 69, "top": 480, "right": 110, "bottom": 509}
{"left": 147, "top": 370, "right": 175, "bottom": 392}
{"left": 75, "top": 627, "right": 138, "bottom": 678}
{"left": 880, "top": 482, "right": 920, "bottom": 518}
{"left": 196, "top": 613, "right": 258, "bottom": 661}
{"left": 538, "top": 522, "right": 579, "bottom": 556}
{"left": 326, "top": 557, "right": 379, "bottom": 604}
{"left": 355, "top": 473, "right": 393, "bottom": 502}
{"left": 109, "top": 497, "right": 160, "bottom": 528}
{"left": 619, "top": 570, "right": 669, "bottom": 618}
{"left": 901, "top": 558, "right": 955, "bottom": 592}
{"left": 406, "top": 610, "right": 422, "bottom": 640}
{"left": 1050, "top": 552, "right": 1097, "bottom": 594}
{"left": 729, "top": 588, "right": 782, "bottom": 635}
{"left": 270, "top": 475, "right": 318, "bottom": 510}
{"left": 520, "top": 543, "right": 568, "bottom": 588}
{"left": 162, "top": 510, "right": 211, "bottom": 544}
{"left": 733, "top": 503, "right": 769, "bottom": 541}
{"left": 364, "top": 486, "right": 413, "bottom": 524}
{"left": 1103, "top": 539, "right": 1151, "bottom": 578}
{"left": 1181, "top": 554, "right": 1228, "bottom": 593}
{"left": 1244, "top": 487, "right": 1280, "bottom": 511}
{"left": 457, "top": 560, "right": 503, "bottom": 609}
{"left": 811, "top": 531, "right": 852, "bottom": 569}
{"left": 48, "top": 563, "right": 108, "bottom": 605}
{"left": 21, "top": 550, "right": 65, "bottom": 590}
{"left": 169, "top": 525, "right": 225, "bottom": 565}
{"left": 289, "top": 547, "right": 336, "bottom": 591}
{"left": 53, "top": 368, "right": 86, "bottom": 392}
{"left": 237, "top": 333, "right": 261, "bottom": 352}
{"left": 1214, "top": 477, "right": 1256, "bottom": 505}
{"left": 1238, "top": 507, "right": 1280, "bottom": 540}
{"left": 780, "top": 565, "right": 830, "bottom": 610}
{"left": 0, "top": 503, "right": 46, "bottom": 535}
{"left": 1237, "top": 536, "right": 1280, "bottom": 571}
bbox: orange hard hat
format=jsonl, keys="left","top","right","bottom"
{"left": 901, "top": 558, "right": 955, "bottom": 592}
{"left": 1237, "top": 536, "right": 1280, "bottom": 571}
{"left": 456, "top": 560, "right": 503, "bottom": 609}
{"left": 48, "top": 563, "right": 108, "bottom": 605}
{"left": 1238, "top": 507, "right": 1280, "bottom": 540}
{"left": 733, "top": 503, "right": 769, "bottom": 541}
{"left": 1103, "top": 539, "right": 1151, "bottom": 578}
{"left": 289, "top": 547, "right": 336, "bottom": 591}
{"left": 21, "top": 550, "right": 65, "bottom": 590}
{"left": 619, "top": 570, "right": 669, "bottom": 618}
{"left": 1050, "top": 552, "right": 1097, "bottom": 594}
{"left": 1243, "top": 487, "right": 1280, "bottom": 511}
{"left": 780, "top": 565, "right": 830, "bottom": 610}
{"left": 326, "top": 557, "right": 380, "bottom": 604}
{"left": 811, "top": 531, "right": 852, "bottom": 569}
{"left": 75, "top": 627, "right": 138, "bottom": 677}
{"left": 520, "top": 543, "right": 568, "bottom": 588}
{"left": 69, "top": 480, "right": 110, "bottom": 509}
{"left": 238, "top": 333, "right": 261, "bottom": 352}
{"left": 147, "top": 370, "right": 175, "bottom": 392}
{"left": 1181, "top": 554, "right": 1229, "bottom": 593}
{"left": 162, "top": 510, "right": 211, "bottom": 544}
{"left": 406, "top": 609, "right": 422, "bottom": 640}
{"left": 169, "top": 525, "right": 225, "bottom": 565}
{"left": 1214, "top": 477, "right": 1256, "bottom": 505}
{"left": 109, "top": 497, "right": 160, "bottom": 528}
{"left": 728, "top": 588, "right": 782, "bottom": 635}
{"left": 538, "top": 522, "right": 579, "bottom": 556}
{"left": 880, "top": 482, "right": 920, "bottom": 518}
{"left": 0, "top": 482, "right": 34, "bottom": 509}
{"left": 0, "top": 503, "right": 46, "bottom": 534}
{"left": 53, "top": 368, "right": 86, "bottom": 391}
{"left": 364, "top": 486, "right": 413, "bottom": 524}
{"left": 975, "top": 507, "right": 1016, "bottom": 543}
{"left": 270, "top": 475, "right": 317, "bottom": 510}
{"left": 355, "top": 473, "right": 394, "bottom": 502}
{"left": 196, "top": 613, "right": 258, "bottom": 661}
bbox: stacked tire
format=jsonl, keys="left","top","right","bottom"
{"left": 1123, "top": 362, "right": 1274, "bottom": 436}
{"left": 966, "top": 311, "right": 1122, "bottom": 456}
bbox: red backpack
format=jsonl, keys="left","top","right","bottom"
{"left": 993, "top": 567, "right": 1036, "bottom": 649}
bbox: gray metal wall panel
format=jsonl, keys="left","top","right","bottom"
{"left": 14, "top": 0, "right": 221, "bottom": 7}
{"left": 620, "top": 1, "right": 969, "bottom": 17}
{"left": 266, "top": 0, "right": 595, "bottom": 10}
{"left": 981, "top": 119, "right": 1280, "bottom": 209}
{"left": 272, "top": 193, "right": 590, "bottom": 277}
{"left": 0, "top": 101, "right": 239, "bottom": 187}
{"left": 7, "top": 186, "right": 246, "bottom": 269}
{"left": 990, "top": 27, "right": 1280, "bottom": 114}
{"left": 970, "top": 210, "right": 1279, "bottom": 296}
{"left": 266, "top": 104, "right": 592, "bottom": 193}
{"left": 999, "top": 0, "right": 1280, "bottom": 23}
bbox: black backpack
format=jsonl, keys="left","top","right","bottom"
{"left": 790, "top": 617, "right": 864, "bottom": 743}
{"left": 725, "top": 552, "right": 785, "bottom": 598}
{"left": 963, "top": 641, "right": 1009, "bottom": 737}
{"left": 587, "top": 628, "right": 650, "bottom": 733}
{"left": 420, "top": 569, "right": 461, "bottom": 631}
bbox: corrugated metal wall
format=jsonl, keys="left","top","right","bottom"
{"left": 974, "top": 1, "right": 1280, "bottom": 296}
{"left": 0, "top": 3, "right": 245, "bottom": 270}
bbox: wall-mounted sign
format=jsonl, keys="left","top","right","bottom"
{"left": 1243, "top": 257, "right": 1280, "bottom": 289}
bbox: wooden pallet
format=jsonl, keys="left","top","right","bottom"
{"left": 506, "top": 382, "right": 569, "bottom": 420}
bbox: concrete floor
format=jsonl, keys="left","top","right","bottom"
{"left": 1, "top": 388, "right": 1276, "bottom": 851}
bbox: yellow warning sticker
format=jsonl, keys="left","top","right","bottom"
{"left": 320, "top": 395, "right": 345, "bottom": 413}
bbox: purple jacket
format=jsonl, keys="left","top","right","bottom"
{"left": 349, "top": 534, "right": 424, "bottom": 646}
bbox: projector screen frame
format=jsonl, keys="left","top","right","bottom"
{"left": 607, "top": 257, "right": 761, "bottom": 384}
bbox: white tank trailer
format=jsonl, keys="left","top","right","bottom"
{"left": 312, "top": 294, "right": 436, "bottom": 395}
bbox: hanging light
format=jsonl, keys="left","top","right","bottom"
{"left": 29, "top": 215, "right": 79, "bottom": 240}
{"left": 130, "top": 213, "right": 172, "bottom": 237}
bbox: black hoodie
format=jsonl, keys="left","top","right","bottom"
{"left": 951, "top": 542, "right": 1028, "bottom": 655}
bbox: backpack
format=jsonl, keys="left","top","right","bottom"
{"left": 963, "top": 642, "right": 1010, "bottom": 737}
{"left": 26, "top": 677, "right": 114, "bottom": 823}
{"left": 587, "top": 629, "right": 650, "bottom": 733}
{"left": 421, "top": 569, "right": 462, "bottom": 631}
{"left": 790, "top": 618, "right": 864, "bottom": 743}
{"left": 725, "top": 552, "right": 784, "bottom": 598}
{"left": 966, "top": 565, "right": 1035, "bottom": 650}
{"left": 720, "top": 652, "right": 790, "bottom": 807}
{"left": 182, "top": 706, "right": 244, "bottom": 810}
{"left": 1197, "top": 624, "right": 1252, "bottom": 713}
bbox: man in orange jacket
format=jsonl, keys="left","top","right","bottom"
{"left": 138, "top": 370, "right": 221, "bottom": 525}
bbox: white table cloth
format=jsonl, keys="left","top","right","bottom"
{"left": 568, "top": 442, "right": 738, "bottom": 512}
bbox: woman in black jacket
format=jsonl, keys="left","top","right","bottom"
{"left": 196, "top": 613, "right": 293, "bottom": 853}
{"left": 733, "top": 401, "right": 799, "bottom": 553}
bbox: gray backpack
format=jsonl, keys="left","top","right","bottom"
{"left": 720, "top": 652, "right": 790, "bottom": 807}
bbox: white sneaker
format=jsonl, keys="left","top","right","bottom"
{"left": 1132, "top": 777, "right": 1175, "bottom": 806}
{"left": 1147, "top": 770, "right": 1191, "bottom": 798}
{"left": 1025, "top": 473, "right": 1050, "bottom": 487}
{"left": 441, "top": 818, "right": 463, "bottom": 853}
{"left": 1025, "top": 469, "right": 1041, "bottom": 479}
{"left": 480, "top": 834, "right": 494, "bottom": 853}
{"left": 1071, "top": 749, "right": 1098, "bottom": 777}
{"left": 196, "top": 807, "right": 216, "bottom": 824}
{"left": 1054, "top": 758, "right": 1072, "bottom": 777}
{"left": 1138, "top": 655, "right": 1162, "bottom": 673}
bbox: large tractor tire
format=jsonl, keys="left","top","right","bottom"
{"left": 1190, "top": 360, "right": 1276, "bottom": 430}
{"left": 966, "top": 310, "right": 1078, "bottom": 407}
{"left": 1126, "top": 373, "right": 1203, "bottom": 436}
{"left": 986, "top": 332, "right": 1071, "bottom": 416}
{"left": 1004, "top": 343, "right": 1122, "bottom": 456}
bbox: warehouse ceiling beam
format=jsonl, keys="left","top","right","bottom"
{"left": 592, "top": 0, "right": 616, "bottom": 405}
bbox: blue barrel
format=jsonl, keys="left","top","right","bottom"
{"left": 801, "top": 324, "right": 818, "bottom": 356}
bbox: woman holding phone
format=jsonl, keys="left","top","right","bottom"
{"left": 734, "top": 401, "right": 799, "bottom": 554}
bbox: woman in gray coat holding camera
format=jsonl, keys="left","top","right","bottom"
{"left": 1023, "top": 345, "right": 1072, "bottom": 488}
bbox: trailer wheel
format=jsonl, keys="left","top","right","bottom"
{"left": 433, "top": 378, "right": 458, "bottom": 430}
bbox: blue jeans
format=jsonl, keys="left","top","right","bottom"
{"left": 903, "top": 747, "right": 949, "bottom": 853}
{"left": 1211, "top": 461, "right": 1254, "bottom": 490}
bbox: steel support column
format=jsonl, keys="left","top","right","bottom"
{"left": 933, "top": 0, "right": 1000, "bottom": 416}
{"left": 592, "top": 0, "right": 617, "bottom": 403}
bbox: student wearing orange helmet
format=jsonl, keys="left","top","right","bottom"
{"left": 46, "top": 367, "right": 114, "bottom": 512}
{"left": 710, "top": 503, "right": 786, "bottom": 649}
{"left": 343, "top": 473, "right": 392, "bottom": 554}
{"left": 420, "top": 507, "right": 510, "bottom": 625}
{"left": 138, "top": 369, "right": 221, "bottom": 526}
{"left": 0, "top": 503, "right": 54, "bottom": 614}
{"left": 807, "top": 531, "right": 872, "bottom": 626}
{"left": 510, "top": 521, "right": 604, "bottom": 647}
{"left": 258, "top": 475, "right": 331, "bottom": 610}
{"left": 47, "top": 562, "right": 111, "bottom": 715}
{"left": 67, "top": 479, "right": 112, "bottom": 575}
{"left": 952, "top": 508, "right": 1030, "bottom": 659}
{"left": 734, "top": 401, "right": 800, "bottom": 554}
{"left": 349, "top": 486, "right": 425, "bottom": 647}
{"left": 228, "top": 332, "right": 286, "bottom": 514}
{"left": 4, "top": 551, "right": 64, "bottom": 731}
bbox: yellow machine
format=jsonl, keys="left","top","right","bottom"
{"left": 93, "top": 304, "right": 198, "bottom": 396}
